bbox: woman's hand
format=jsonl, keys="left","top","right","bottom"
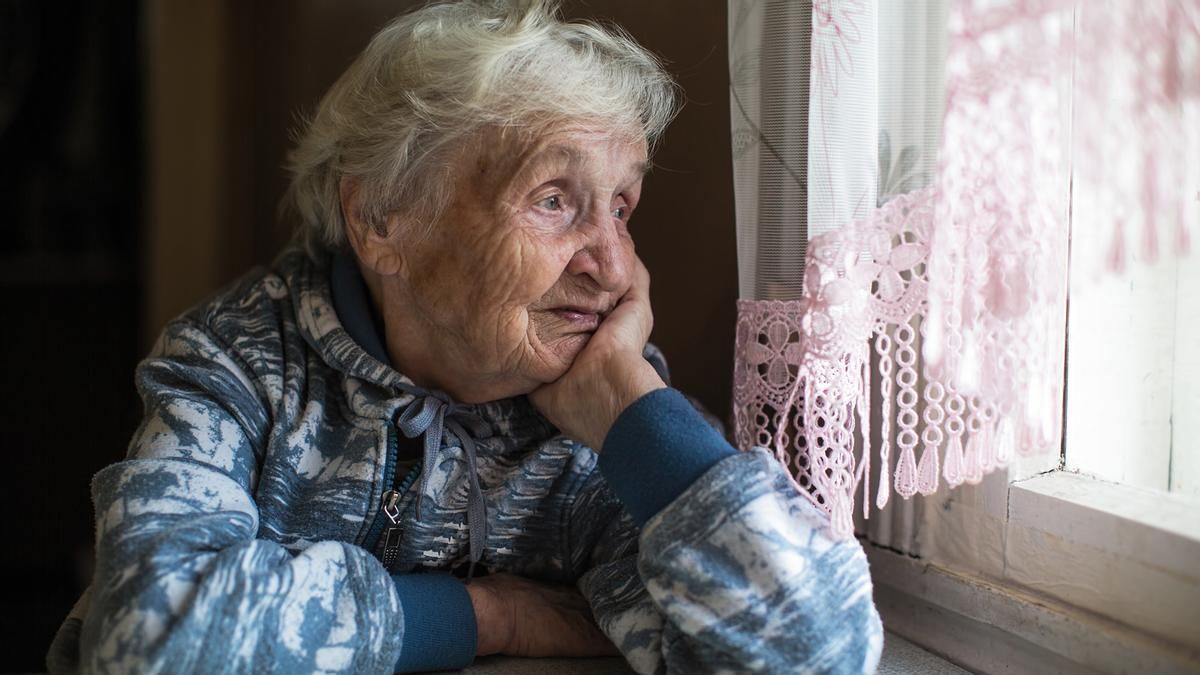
{"left": 466, "top": 574, "right": 619, "bottom": 658}
{"left": 530, "top": 257, "right": 666, "bottom": 451}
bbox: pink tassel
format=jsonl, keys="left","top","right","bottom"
{"left": 860, "top": 362, "right": 872, "bottom": 519}
{"left": 894, "top": 445, "right": 918, "bottom": 498}
{"left": 979, "top": 423, "right": 997, "bottom": 472}
{"left": 917, "top": 444, "right": 941, "bottom": 495}
{"left": 1107, "top": 220, "right": 1127, "bottom": 274}
{"left": 876, "top": 467, "right": 892, "bottom": 509}
{"left": 995, "top": 420, "right": 1014, "bottom": 465}
{"left": 1019, "top": 423, "right": 1037, "bottom": 458}
{"left": 876, "top": 375, "right": 893, "bottom": 509}
{"left": 943, "top": 435, "right": 965, "bottom": 486}
{"left": 964, "top": 431, "right": 984, "bottom": 485}
{"left": 1141, "top": 154, "right": 1160, "bottom": 264}
{"left": 831, "top": 495, "right": 854, "bottom": 539}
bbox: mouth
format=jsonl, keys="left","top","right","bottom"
{"left": 549, "top": 305, "right": 609, "bottom": 331}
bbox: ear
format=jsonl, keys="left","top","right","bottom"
{"left": 339, "top": 176, "right": 405, "bottom": 277}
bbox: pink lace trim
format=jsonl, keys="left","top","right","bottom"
{"left": 732, "top": 1, "right": 1195, "bottom": 537}
{"left": 734, "top": 188, "right": 1069, "bottom": 537}
{"left": 1072, "top": 1, "right": 1200, "bottom": 272}
{"left": 734, "top": 0, "right": 1075, "bottom": 537}
{"left": 733, "top": 297, "right": 872, "bottom": 537}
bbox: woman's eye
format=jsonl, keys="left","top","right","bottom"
{"left": 613, "top": 204, "right": 630, "bottom": 221}
{"left": 537, "top": 195, "right": 563, "bottom": 211}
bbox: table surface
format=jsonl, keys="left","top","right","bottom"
{"left": 451, "top": 632, "right": 970, "bottom": 674}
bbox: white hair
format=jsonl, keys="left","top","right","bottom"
{"left": 285, "top": 0, "right": 680, "bottom": 251}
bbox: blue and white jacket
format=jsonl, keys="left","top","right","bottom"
{"left": 47, "top": 248, "right": 882, "bottom": 674}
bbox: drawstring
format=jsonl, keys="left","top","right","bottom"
{"left": 394, "top": 388, "right": 491, "bottom": 578}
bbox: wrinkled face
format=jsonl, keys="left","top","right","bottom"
{"left": 385, "top": 124, "right": 649, "bottom": 402}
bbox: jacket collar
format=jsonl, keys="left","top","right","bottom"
{"left": 330, "top": 247, "right": 392, "bottom": 368}
{"left": 284, "top": 245, "right": 411, "bottom": 394}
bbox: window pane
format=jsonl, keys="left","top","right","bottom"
{"left": 1170, "top": 251, "right": 1200, "bottom": 496}
{"left": 1063, "top": 248, "right": 1175, "bottom": 491}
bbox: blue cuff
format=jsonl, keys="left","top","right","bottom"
{"left": 598, "top": 388, "right": 736, "bottom": 525}
{"left": 391, "top": 573, "right": 476, "bottom": 673}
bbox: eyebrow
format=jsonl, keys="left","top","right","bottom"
{"left": 518, "top": 145, "right": 652, "bottom": 184}
{"left": 532, "top": 144, "right": 648, "bottom": 172}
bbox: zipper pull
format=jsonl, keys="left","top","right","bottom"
{"left": 380, "top": 490, "right": 404, "bottom": 567}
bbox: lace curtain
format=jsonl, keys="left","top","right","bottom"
{"left": 729, "top": 0, "right": 1199, "bottom": 538}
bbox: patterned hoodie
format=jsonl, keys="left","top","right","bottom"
{"left": 47, "top": 248, "right": 883, "bottom": 674}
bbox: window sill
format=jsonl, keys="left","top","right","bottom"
{"left": 867, "top": 470, "right": 1200, "bottom": 674}
{"left": 1007, "top": 470, "right": 1200, "bottom": 646}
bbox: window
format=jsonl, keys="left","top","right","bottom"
{"left": 864, "top": 5, "right": 1200, "bottom": 670}
{"left": 1065, "top": 207, "right": 1200, "bottom": 496}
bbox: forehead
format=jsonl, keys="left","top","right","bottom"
{"left": 467, "top": 124, "right": 650, "bottom": 192}
{"left": 522, "top": 131, "right": 650, "bottom": 172}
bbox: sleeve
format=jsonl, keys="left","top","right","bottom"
{"left": 76, "top": 319, "right": 476, "bottom": 674}
{"left": 570, "top": 389, "right": 884, "bottom": 675}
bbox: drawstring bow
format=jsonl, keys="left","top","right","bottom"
{"left": 394, "top": 388, "right": 491, "bottom": 578}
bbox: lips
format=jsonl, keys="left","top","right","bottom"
{"left": 551, "top": 307, "right": 604, "bottom": 330}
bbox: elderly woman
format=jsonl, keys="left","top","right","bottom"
{"left": 49, "top": 1, "right": 881, "bottom": 673}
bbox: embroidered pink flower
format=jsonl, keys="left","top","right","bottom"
{"left": 744, "top": 317, "right": 805, "bottom": 392}
{"left": 811, "top": 0, "right": 867, "bottom": 97}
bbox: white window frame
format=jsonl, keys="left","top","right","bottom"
{"left": 865, "top": 461, "right": 1200, "bottom": 673}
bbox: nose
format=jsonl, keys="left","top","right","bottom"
{"left": 564, "top": 203, "right": 631, "bottom": 293}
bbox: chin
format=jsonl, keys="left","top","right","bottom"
{"left": 532, "top": 332, "right": 592, "bottom": 382}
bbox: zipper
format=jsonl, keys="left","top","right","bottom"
{"left": 379, "top": 490, "right": 404, "bottom": 567}
{"left": 361, "top": 425, "right": 399, "bottom": 552}
{"left": 362, "top": 425, "right": 422, "bottom": 564}
{"left": 379, "top": 459, "right": 423, "bottom": 566}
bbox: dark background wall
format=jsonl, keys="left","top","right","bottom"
{"left": 148, "top": 0, "right": 738, "bottom": 413}
{"left": 0, "top": 1, "right": 735, "bottom": 669}
{"left": 0, "top": 1, "right": 145, "bottom": 669}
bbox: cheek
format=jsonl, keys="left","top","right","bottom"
{"left": 421, "top": 225, "right": 573, "bottom": 351}
{"left": 465, "top": 229, "right": 572, "bottom": 309}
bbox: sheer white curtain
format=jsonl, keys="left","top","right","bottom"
{"left": 729, "top": 0, "right": 1198, "bottom": 538}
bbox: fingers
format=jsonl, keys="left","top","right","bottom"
{"left": 633, "top": 256, "right": 653, "bottom": 341}
{"left": 628, "top": 254, "right": 650, "bottom": 299}
{"left": 528, "top": 255, "right": 658, "bottom": 449}
{"left": 477, "top": 574, "right": 618, "bottom": 658}
{"left": 607, "top": 255, "right": 654, "bottom": 346}
{"left": 467, "top": 576, "right": 515, "bottom": 656}
{"left": 554, "top": 609, "right": 621, "bottom": 657}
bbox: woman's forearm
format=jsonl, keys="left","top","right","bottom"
{"left": 82, "top": 458, "right": 409, "bottom": 674}
{"left": 574, "top": 390, "right": 884, "bottom": 673}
